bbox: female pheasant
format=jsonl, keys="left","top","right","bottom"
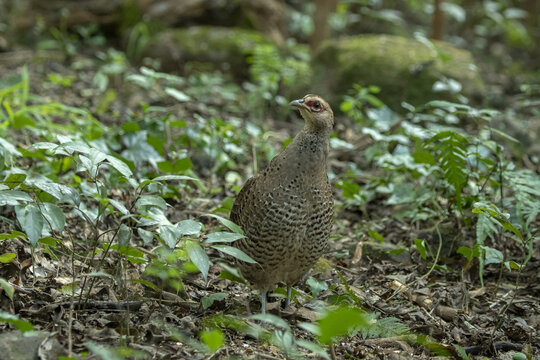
{"left": 230, "top": 94, "right": 334, "bottom": 313}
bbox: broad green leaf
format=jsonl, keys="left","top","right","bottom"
{"left": 39, "top": 237, "right": 59, "bottom": 247}
{"left": 482, "top": 246, "right": 503, "bottom": 265}
{"left": 159, "top": 225, "right": 181, "bottom": 248}
{"left": 165, "top": 88, "right": 191, "bottom": 102}
{"left": 170, "top": 120, "right": 187, "bottom": 128}
{"left": 106, "top": 155, "right": 133, "bottom": 178}
{"left": 131, "top": 278, "right": 159, "bottom": 291}
{"left": 504, "top": 261, "right": 520, "bottom": 270}
{"left": 32, "top": 182, "right": 80, "bottom": 205}
{"left": 0, "top": 190, "right": 32, "bottom": 205}
{"left": 368, "top": 230, "right": 384, "bottom": 243}
{"left": 204, "top": 214, "right": 243, "bottom": 235}
{"left": 0, "top": 231, "right": 26, "bottom": 240}
{"left": 199, "top": 329, "right": 224, "bottom": 352}
{"left": 185, "top": 240, "right": 210, "bottom": 281}
{"left": 298, "top": 322, "right": 321, "bottom": 335}
{"left": 205, "top": 232, "right": 245, "bottom": 244}
{"left": 457, "top": 246, "right": 473, "bottom": 261}
{"left": 211, "top": 245, "right": 256, "bottom": 263}
{"left": 0, "top": 311, "right": 34, "bottom": 333}
{"left": 156, "top": 159, "right": 194, "bottom": 174}
{"left": 122, "top": 122, "right": 140, "bottom": 132}
{"left": 152, "top": 174, "right": 200, "bottom": 183}
{"left": 497, "top": 220, "right": 523, "bottom": 241}
{"left": 136, "top": 195, "right": 168, "bottom": 210}
{"left": 28, "top": 142, "right": 58, "bottom": 151}
{"left": 12, "top": 114, "right": 35, "bottom": 129}
{"left": 0, "top": 253, "right": 16, "bottom": 263}
{"left": 217, "top": 262, "right": 244, "bottom": 283}
{"left": 42, "top": 203, "right": 66, "bottom": 231}
{"left": 491, "top": 128, "right": 519, "bottom": 143}
{"left": 318, "top": 307, "right": 369, "bottom": 344}
{"left": 473, "top": 206, "right": 523, "bottom": 240}
{"left": 79, "top": 148, "right": 107, "bottom": 177}
{"left": 137, "top": 228, "right": 154, "bottom": 245}
{"left": 117, "top": 224, "right": 132, "bottom": 247}
{"left": 140, "top": 66, "right": 185, "bottom": 84}
{"left": 201, "top": 293, "right": 228, "bottom": 309}
{"left": 0, "top": 278, "right": 14, "bottom": 299}
{"left": 296, "top": 340, "right": 330, "bottom": 360}
{"left": 173, "top": 158, "right": 193, "bottom": 172}
{"left": 306, "top": 277, "right": 328, "bottom": 297}
{"left": 177, "top": 219, "right": 202, "bottom": 237}
{"left": 0, "top": 137, "right": 21, "bottom": 157}
{"left": 108, "top": 198, "right": 129, "bottom": 215}
{"left": 336, "top": 180, "right": 360, "bottom": 199}
{"left": 3, "top": 173, "right": 26, "bottom": 189}
{"left": 58, "top": 141, "right": 92, "bottom": 155}
{"left": 414, "top": 238, "right": 427, "bottom": 260}
{"left": 425, "top": 100, "right": 470, "bottom": 111}
{"left": 15, "top": 204, "right": 44, "bottom": 246}
{"left": 412, "top": 151, "right": 435, "bottom": 165}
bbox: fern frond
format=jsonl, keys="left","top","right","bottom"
{"left": 506, "top": 169, "right": 540, "bottom": 233}
{"left": 354, "top": 313, "right": 409, "bottom": 339}
{"left": 428, "top": 131, "right": 469, "bottom": 208}
{"left": 476, "top": 212, "right": 498, "bottom": 245}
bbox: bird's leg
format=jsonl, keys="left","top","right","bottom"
{"left": 261, "top": 291, "right": 267, "bottom": 314}
{"left": 285, "top": 286, "right": 292, "bottom": 307}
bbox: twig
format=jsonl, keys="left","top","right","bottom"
{"left": 252, "top": 352, "right": 281, "bottom": 360}
{"left": 68, "top": 232, "right": 75, "bottom": 358}
{"left": 419, "top": 224, "right": 443, "bottom": 281}
{"left": 330, "top": 343, "right": 336, "bottom": 360}
{"left": 387, "top": 221, "right": 442, "bottom": 302}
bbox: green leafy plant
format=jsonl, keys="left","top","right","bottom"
{"left": 337, "top": 84, "right": 539, "bottom": 288}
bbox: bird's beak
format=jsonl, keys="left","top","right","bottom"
{"left": 289, "top": 99, "right": 308, "bottom": 110}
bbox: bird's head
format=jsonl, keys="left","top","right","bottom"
{"left": 289, "top": 94, "right": 334, "bottom": 133}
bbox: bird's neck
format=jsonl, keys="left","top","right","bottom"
{"left": 286, "top": 129, "right": 330, "bottom": 174}
{"left": 304, "top": 121, "right": 333, "bottom": 136}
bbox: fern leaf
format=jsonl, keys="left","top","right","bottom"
{"left": 430, "top": 131, "right": 468, "bottom": 208}
{"left": 476, "top": 212, "right": 498, "bottom": 245}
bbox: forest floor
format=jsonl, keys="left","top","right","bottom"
{"left": 0, "top": 47, "right": 538, "bottom": 360}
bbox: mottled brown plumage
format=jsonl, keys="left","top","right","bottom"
{"left": 230, "top": 94, "right": 334, "bottom": 313}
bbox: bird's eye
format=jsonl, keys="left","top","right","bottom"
{"left": 305, "top": 99, "right": 323, "bottom": 112}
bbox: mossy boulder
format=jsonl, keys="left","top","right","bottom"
{"left": 142, "top": 26, "right": 271, "bottom": 78}
{"left": 313, "top": 35, "right": 484, "bottom": 110}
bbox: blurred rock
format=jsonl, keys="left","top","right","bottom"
{"left": 142, "top": 26, "right": 270, "bottom": 77}
{"left": 242, "top": 0, "right": 286, "bottom": 45}
{"left": 135, "top": 0, "right": 242, "bottom": 27}
{"left": 313, "top": 34, "right": 484, "bottom": 110}
{"left": 4, "top": 0, "right": 285, "bottom": 46}
{"left": 11, "top": 0, "right": 123, "bottom": 32}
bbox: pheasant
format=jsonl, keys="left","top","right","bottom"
{"left": 230, "top": 94, "right": 334, "bottom": 314}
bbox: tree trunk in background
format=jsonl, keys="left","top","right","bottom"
{"left": 242, "top": 0, "right": 286, "bottom": 45}
{"left": 431, "top": 0, "right": 445, "bottom": 40}
{"left": 525, "top": 0, "right": 538, "bottom": 30}
{"left": 310, "top": 0, "right": 338, "bottom": 52}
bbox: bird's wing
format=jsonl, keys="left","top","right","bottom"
{"left": 229, "top": 176, "right": 258, "bottom": 227}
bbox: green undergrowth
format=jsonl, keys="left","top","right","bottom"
{"left": 0, "top": 31, "right": 538, "bottom": 358}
